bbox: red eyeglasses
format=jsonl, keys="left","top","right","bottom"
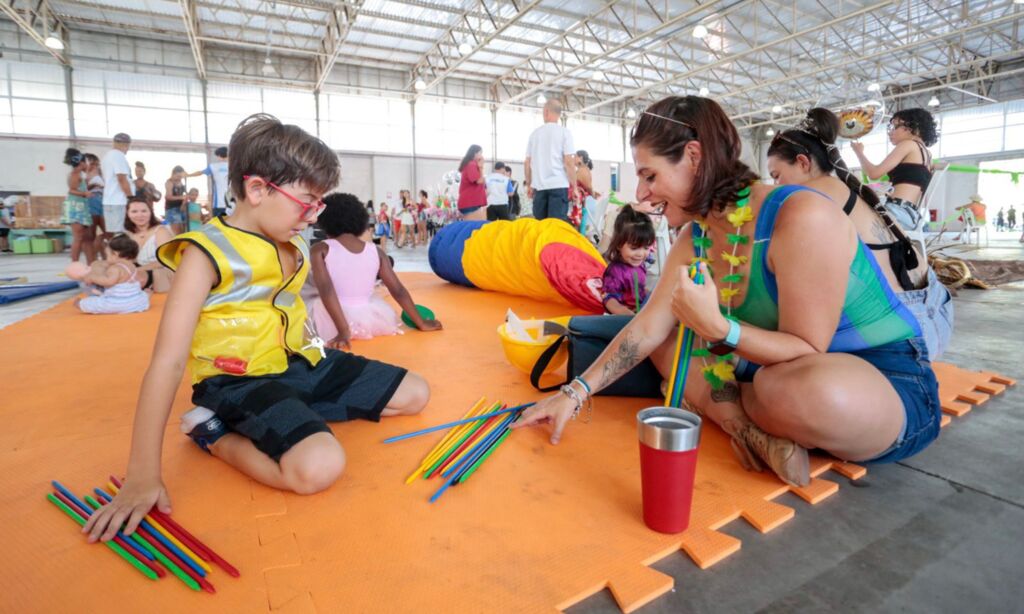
{"left": 244, "top": 175, "right": 326, "bottom": 220}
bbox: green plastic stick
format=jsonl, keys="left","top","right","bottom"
{"left": 84, "top": 495, "right": 201, "bottom": 592}
{"left": 457, "top": 429, "right": 513, "bottom": 484}
{"left": 46, "top": 493, "right": 158, "bottom": 580}
{"left": 632, "top": 270, "right": 641, "bottom": 314}
{"left": 424, "top": 412, "right": 493, "bottom": 478}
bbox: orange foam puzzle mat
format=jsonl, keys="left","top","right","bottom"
{"left": 0, "top": 273, "right": 1015, "bottom": 613}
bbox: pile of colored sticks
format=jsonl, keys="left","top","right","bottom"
{"left": 664, "top": 263, "right": 704, "bottom": 408}
{"left": 383, "top": 398, "right": 534, "bottom": 503}
{"left": 46, "top": 475, "right": 239, "bottom": 592}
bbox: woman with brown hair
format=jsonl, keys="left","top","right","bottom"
{"left": 514, "top": 96, "right": 941, "bottom": 488}
{"left": 122, "top": 197, "right": 173, "bottom": 292}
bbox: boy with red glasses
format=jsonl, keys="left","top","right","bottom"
{"left": 84, "top": 114, "right": 431, "bottom": 542}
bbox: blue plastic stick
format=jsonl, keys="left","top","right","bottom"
{"left": 383, "top": 402, "right": 534, "bottom": 444}
{"left": 430, "top": 412, "right": 520, "bottom": 503}
{"left": 51, "top": 480, "right": 154, "bottom": 562}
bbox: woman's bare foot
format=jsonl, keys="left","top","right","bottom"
{"left": 729, "top": 422, "right": 810, "bottom": 487}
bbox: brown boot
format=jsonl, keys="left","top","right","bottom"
{"left": 731, "top": 422, "right": 810, "bottom": 488}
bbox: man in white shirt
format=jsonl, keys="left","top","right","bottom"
{"left": 524, "top": 100, "right": 577, "bottom": 221}
{"left": 100, "top": 133, "right": 133, "bottom": 234}
{"left": 191, "top": 146, "right": 232, "bottom": 217}
{"left": 485, "top": 161, "right": 513, "bottom": 221}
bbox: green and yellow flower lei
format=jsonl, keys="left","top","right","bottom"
{"left": 690, "top": 185, "right": 752, "bottom": 390}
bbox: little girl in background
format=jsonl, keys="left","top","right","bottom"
{"left": 70, "top": 233, "right": 150, "bottom": 314}
{"left": 601, "top": 206, "right": 655, "bottom": 315}
{"left": 310, "top": 193, "right": 442, "bottom": 348}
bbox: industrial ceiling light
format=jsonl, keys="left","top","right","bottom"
{"left": 458, "top": 41, "right": 472, "bottom": 56}
{"left": 44, "top": 35, "right": 64, "bottom": 50}
{"left": 772, "top": 104, "right": 783, "bottom": 113}
{"left": 414, "top": 77, "right": 427, "bottom": 91}
{"left": 537, "top": 93, "right": 547, "bottom": 105}
{"left": 927, "top": 95, "right": 940, "bottom": 107}
{"left": 698, "top": 86, "right": 709, "bottom": 96}
{"left": 626, "top": 106, "right": 637, "bottom": 119}
{"left": 261, "top": 54, "right": 275, "bottom": 76}
{"left": 867, "top": 82, "right": 881, "bottom": 92}
{"left": 692, "top": 24, "right": 709, "bottom": 39}
{"left": 766, "top": 127, "right": 775, "bottom": 136}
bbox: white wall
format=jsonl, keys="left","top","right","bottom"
{"left": 0, "top": 138, "right": 71, "bottom": 195}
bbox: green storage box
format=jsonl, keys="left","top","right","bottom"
{"left": 12, "top": 237, "right": 32, "bottom": 255}
{"left": 30, "top": 237, "right": 54, "bottom": 254}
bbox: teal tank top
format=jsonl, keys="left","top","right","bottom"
{"left": 68, "top": 177, "right": 87, "bottom": 204}
{"left": 693, "top": 185, "right": 920, "bottom": 352}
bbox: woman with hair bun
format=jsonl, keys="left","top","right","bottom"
{"left": 515, "top": 96, "right": 942, "bottom": 489}
{"left": 60, "top": 147, "right": 96, "bottom": 263}
{"left": 851, "top": 107, "right": 939, "bottom": 232}
{"left": 767, "top": 108, "right": 952, "bottom": 360}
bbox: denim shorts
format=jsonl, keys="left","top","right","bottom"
{"left": 164, "top": 207, "right": 186, "bottom": 225}
{"left": 896, "top": 267, "right": 954, "bottom": 361}
{"left": 858, "top": 337, "right": 942, "bottom": 463}
{"left": 87, "top": 195, "right": 103, "bottom": 217}
{"left": 735, "top": 336, "right": 941, "bottom": 464}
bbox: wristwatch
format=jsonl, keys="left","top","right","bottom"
{"left": 708, "top": 318, "right": 741, "bottom": 356}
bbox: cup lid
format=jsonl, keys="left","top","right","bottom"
{"left": 637, "top": 406, "right": 701, "bottom": 451}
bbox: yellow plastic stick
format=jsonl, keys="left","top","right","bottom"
{"left": 405, "top": 399, "right": 492, "bottom": 484}
{"left": 106, "top": 482, "right": 213, "bottom": 573}
{"left": 421, "top": 397, "right": 486, "bottom": 466}
{"left": 437, "top": 406, "right": 508, "bottom": 475}
{"left": 419, "top": 401, "right": 498, "bottom": 470}
{"left": 403, "top": 399, "right": 487, "bottom": 485}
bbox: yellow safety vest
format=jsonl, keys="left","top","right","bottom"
{"left": 157, "top": 218, "right": 321, "bottom": 383}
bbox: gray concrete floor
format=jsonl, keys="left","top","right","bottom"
{"left": 1, "top": 237, "right": 1022, "bottom": 612}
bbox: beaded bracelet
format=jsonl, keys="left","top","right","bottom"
{"left": 560, "top": 382, "right": 593, "bottom": 423}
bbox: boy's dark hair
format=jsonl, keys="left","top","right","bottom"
{"left": 214, "top": 146, "right": 228, "bottom": 158}
{"left": 890, "top": 108, "right": 939, "bottom": 147}
{"left": 228, "top": 114, "right": 340, "bottom": 201}
{"left": 318, "top": 193, "right": 369, "bottom": 238}
{"left": 108, "top": 233, "right": 140, "bottom": 260}
{"left": 605, "top": 207, "right": 656, "bottom": 263}
{"left": 493, "top": 161, "right": 506, "bottom": 171}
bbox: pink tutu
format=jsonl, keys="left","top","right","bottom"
{"left": 312, "top": 293, "right": 403, "bottom": 341}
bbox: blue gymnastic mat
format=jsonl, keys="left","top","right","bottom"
{"left": 0, "top": 282, "right": 79, "bottom": 305}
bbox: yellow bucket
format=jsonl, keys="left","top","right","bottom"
{"left": 497, "top": 316, "right": 571, "bottom": 375}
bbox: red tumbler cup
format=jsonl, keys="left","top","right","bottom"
{"left": 637, "top": 407, "right": 702, "bottom": 534}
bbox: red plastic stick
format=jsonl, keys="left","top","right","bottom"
{"left": 110, "top": 475, "right": 240, "bottom": 577}
{"left": 433, "top": 415, "right": 501, "bottom": 477}
{"left": 97, "top": 490, "right": 216, "bottom": 594}
{"left": 52, "top": 491, "right": 166, "bottom": 579}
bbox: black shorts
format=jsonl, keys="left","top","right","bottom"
{"left": 192, "top": 350, "right": 407, "bottom": 460}
{"left": 486, "top": 205, "right": 511, "bottom": 221}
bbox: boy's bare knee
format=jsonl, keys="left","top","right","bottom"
{"left": 284, "top": 445, "right": 346, "bottom": 495}
{"left": 393, "top": 372, "right": 429, "bottom": 415}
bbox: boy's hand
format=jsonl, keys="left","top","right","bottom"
{"left": 416, "top": 319, "right": 443, "bottom": 332}
{"left": 327, "top": 332, "right": 351, "bottom": 351}
{"left": 82, "top": 476, "right": 171, "bottom": 542}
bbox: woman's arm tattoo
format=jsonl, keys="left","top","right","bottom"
{"left": 597, "top": 329, "right": 643, "bottom": 390}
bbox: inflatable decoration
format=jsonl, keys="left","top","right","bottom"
{"left": 837, "top": 107, "right": 876, "bottom": 139}
{"left": 428, "top": 219, "right": 607, "bottom": 313}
